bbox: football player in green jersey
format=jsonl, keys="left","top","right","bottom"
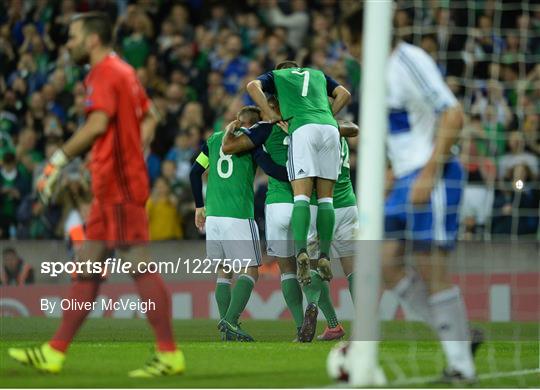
{"left": 311, "top": 136, "right": 359, "bottom": 341}
{"left": 223, "top": 97, "right": 358, "bottom": 342}
{"left": 247, "top": 61, "right": 351, "bottom": 296}
{"left": 189, "top": 106, "right": 288, "bottom": 342}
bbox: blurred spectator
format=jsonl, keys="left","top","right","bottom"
{"left": 491, "top": 164, "right": 540, "bottom": 236}
{"left": 42, "top": 83, "right": 66, "bottom": 123}
{"left": 66, "top": 94, "right": 86, "bottom": 135}
{"left": 16, "top": 193, "right": 60, "bottom": 239}
{"left": 523, "top": 114, "right": 540, "bottom": 155}
{"left": 1, "top": 152, "right": 31, "bottom": 238}
{"left": 1, "top": 247, "right": 34, "bottom": 285}
{"left": 205, "top": 4, "right": 236, "bottom": 34}
{"left": 459, "top": 115, "right": 497, "bottom": 238}
{"left": 470, "top": 14, "right": 504, "bottom": 79}
{"left": 144, "top": 55, "right": 167, "bottom": 95}
{"left": 169, "top": 4, "right": 194, "bottom": 41}
{"left": 49, "top": 69, "right": 73, "bottom": 114}
{"left": 121, "top": 9, "right": 153, "bottom": 69}
{"left": 152, "top": 83, "right": 186, "bottom": 158}
{"left": 263, "top": 0, "right": 309, "bottom": 51}
{"left": 15, "top": 128, "right": 43, "bottom": 179}
{"left": 498, "top": 131, "right": 539, "bottom": 182}
{"left": 211, "top": 34, "right": 249, "bottom": 94}
{"left": 492, "top": 130, "right": 539, "bottom": 236}
{"left": 165, "top": 131, "right": 196, "bottom": 185}
{"left": 161, "top": 160, "right": 182, "bottom": 197}
{"left": 146, "top": 177, "right": 183, "bottom": 240}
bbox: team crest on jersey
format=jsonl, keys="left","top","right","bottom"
{"left": 84, "top": 86, "right": 94, "bottom": 107}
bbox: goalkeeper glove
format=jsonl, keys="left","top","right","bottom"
{"left": 36, "top": 149, "right": 69, "bottom": 205}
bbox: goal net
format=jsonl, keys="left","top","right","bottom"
{"left": 351, "top": 0, "right": 539, "bottom": 386}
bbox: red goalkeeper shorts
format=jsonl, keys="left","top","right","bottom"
{"left": 86, "top": 200, "right": 149, "bottom": 247}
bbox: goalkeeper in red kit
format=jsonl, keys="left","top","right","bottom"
{"left": 8, "top": 12, "right": 184, "bottom": 378}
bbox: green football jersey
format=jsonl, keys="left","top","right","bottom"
{"left": 203, "top": 131, "right": 256, "bottom": 219}
{"left": 263, "top": 125, "right": 294, "bottom": 204}
{"left": 333, "top": 137, "right": 357, "bottom": 209}
{"left": 272, "top": 68, "right": 338, "bottom": 133}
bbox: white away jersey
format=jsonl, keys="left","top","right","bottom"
{"left": 386, "top": 42, "right": 458, "bottom": 178}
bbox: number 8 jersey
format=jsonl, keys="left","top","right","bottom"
{"left": 197, "top": 131, "right": 256, "bottom": 219}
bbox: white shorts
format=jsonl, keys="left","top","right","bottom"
{"left": 206, "top": 216, "right": 262, "bottom": 267}
{"left": 287, "top": 124, "right": 341, "bottom": 181}
{"left": 308, "top": 206, "right": 359, "bottom": 259}
{"left": 265, "top": 203, "right": 317, "bottom": 258}
{"left": 459, "top": 184, "right": 494, "bottom": 225}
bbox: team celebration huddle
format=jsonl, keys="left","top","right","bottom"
{"left": 7, "top": 6, "right": 490, "bottom": 386}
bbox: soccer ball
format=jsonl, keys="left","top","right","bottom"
{"left": 326, "top": 341, "right": 351, "bottom": 382}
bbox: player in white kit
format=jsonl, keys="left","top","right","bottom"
{"left": 342, "top": 10, "right": 483, "bottom": 384}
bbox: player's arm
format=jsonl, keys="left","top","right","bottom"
{"left": 325, "top": 74, "right": 351, "bottom": 115}
{"left": 338, "top": 120, "right": 359, "bottom": 137}
{"left": 251, "top": 146, "right": 288, "bottom": 182}
{"left": 246, "top": 73, "right": 281, "bottom": 123}
{"left": 222, "top": 119, "right": 254, "bottom": 154}
{"left": 189, "top": 143, "right": 209, "bottom": 230}
{"left": 406, "top": 49, "right": 464, "bottom": 204}
{"left": 63, "top": 111, "right": 109, "bottom": 157}
{"left": 410, "top": 104, "right": 463, "bottom": 205}
{"left": 426, "top": 105, "right": 464, "bottom": 170}
{"left": 222, "top": 121, "right": 273, "bottom": 154}
{"left": 37, "top": 111, "right": 109, "bottom": 204}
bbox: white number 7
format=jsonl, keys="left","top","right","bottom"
{"left": 292, "top": 70, "right": 309, "bottom": 97}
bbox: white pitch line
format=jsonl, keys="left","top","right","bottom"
{"left": 392, "top": 368, "right": 540, "bottom": 386}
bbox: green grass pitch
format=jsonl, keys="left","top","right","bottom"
{"left": 0, "top": 317, "right": 538, "bottom": 388}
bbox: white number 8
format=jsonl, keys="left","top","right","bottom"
{"left": 217, "top": 148, "right": 233, "bottom": 178}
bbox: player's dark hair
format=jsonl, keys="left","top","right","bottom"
{"left": 275, "top": 61, "right": 299, "bottom": 70}
{"left": 267, "top": 95, "right": 279, "bottom": 107}
{"left": 237, "top": 106, "right": 261, "bottom": 126}
{"left": 71, "top": 12, "right": 113, "bottom": 46}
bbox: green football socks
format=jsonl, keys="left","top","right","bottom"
{"left": 280, "top": 273, "right": 304, "bottom": 329}
{"left": 302, "top": 270, "right": 323, "bottom": 304}
{"left": 318, "top": 280, "right": 339, "bottom": 328}
{"left": 317, "top": 198, "right": 335, "bottom": 256}
{"left": 291, "top": 196, "right": 311, "bottom": 254}
{"left": 224, "top": 275, "right": 255, "bottom": 324}
{"left": 215, "top": 278, "right": 231, "bottom": 319}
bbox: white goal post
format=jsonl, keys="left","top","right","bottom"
{"left": 350, "top": 0, "right": 393, "bottom": 386}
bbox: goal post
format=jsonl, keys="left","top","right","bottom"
{"left": 350, "top": 0, "right": 393, "bottom": 386}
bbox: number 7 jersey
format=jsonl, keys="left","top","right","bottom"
{"left": 199, "top": 131, "right": 256, "bottom": 219}
{"left": 258, "top": 68, "right": 339, "bottom": 133}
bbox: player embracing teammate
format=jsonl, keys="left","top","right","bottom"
{"left": 245, "top": 62, "right": 351, "bottom": 341}
{"left": 222, "top": 96, "right": 358, "bottom": 342}
{"left": 190, "top": 106, "right": 290, "bottom": 342}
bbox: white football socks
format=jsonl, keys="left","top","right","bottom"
{"left": 392, "top": 268, "right": 432, "bottom": 325}
{"left": 393, "top": 272, "right": 475, "bottom": 378}
{"left": 429, "top": 286, "right": 475, "bottom": 378}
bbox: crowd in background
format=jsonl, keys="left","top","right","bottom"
{"left": 0, "top": 0, "right": 538, "bottom": 243}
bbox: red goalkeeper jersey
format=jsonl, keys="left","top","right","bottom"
{"left": 84, "top": 52, "right": 150, "bottom": 205}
